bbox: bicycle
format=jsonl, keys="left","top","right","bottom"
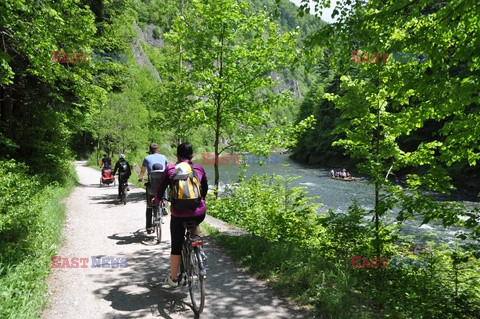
{"left": 152, "top": 200, "right": 168, "bottom": 243}
{"left": 178, "top": 221, "right": 206, "bottom": 315}
{"left": 119, "top": 179, "right": 128, "bottom": 205}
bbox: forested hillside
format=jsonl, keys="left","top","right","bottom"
{"left": 291, "top": 0, "right": 480, "bottom": 191}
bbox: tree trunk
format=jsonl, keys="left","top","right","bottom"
{"left": 213, "top": 23, "right": 225, "bottom": 198}
{"left": 96, "top": 137, "right": 100, "bottom": 165}
{"left": 375, "top": 98, "right": 381, "bottom": 258}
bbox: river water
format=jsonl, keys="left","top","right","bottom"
{"left": 203, "top": 153, "right": 479, "bottom": 245}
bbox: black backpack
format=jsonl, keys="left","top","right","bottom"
{"left": 119, "top": 160, "right": 128, "bottom": 172}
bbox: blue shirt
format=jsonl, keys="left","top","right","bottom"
{"left": 142, "top": 154, "right": 168, "bottom": 173}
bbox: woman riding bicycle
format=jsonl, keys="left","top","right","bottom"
{"left": 153, "top": 142, "right": 208, "bottom": 287}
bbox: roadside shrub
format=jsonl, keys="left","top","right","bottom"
{"left": 208, "top": 174, "right": 324, "bottom": 246}
{"left": 0, "top": 160, "right": 41, "bottom": 248}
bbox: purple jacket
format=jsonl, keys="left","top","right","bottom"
{"left": 153, "top": 159, "right": 208, "bottom": 217}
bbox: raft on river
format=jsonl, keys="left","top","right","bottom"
{"left": 331, "top": 176, "right": 357, "bottom": 181}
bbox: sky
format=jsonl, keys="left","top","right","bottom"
{"left": 289, "top": 0, "right": 338, "bottom": 24}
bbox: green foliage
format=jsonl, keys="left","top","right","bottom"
{"left": 0, "top": 160, "right": 41, "bottom": 246}
{"left": 291, "top": 73, "right": 350, "bottom": 165}
{"left": 159, "top": 0, "right": 315, "bottom": 192}
{"left": 152, "top": 26, "right": 161, "bottom": 39}
{"left": 0, "top": 160, "right": 75, "bottom": 318}
{"left": 250, "top": 0, "right": 325, "bottom": 36}
{"left": 304, "top": 0, "right": 480, "bottom": 234}
{"left": 208, "top": 174, "right": 323, "bottom": 245}
{"left": 208, "top": 184, "right": 480, "bottom": 317}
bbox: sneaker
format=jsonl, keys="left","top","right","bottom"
{"left": 164, "top": 276, "right": 178, "bottom": 288}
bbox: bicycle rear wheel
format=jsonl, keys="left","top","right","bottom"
{"left": 188, "top": 248, "right": 205, "bottom": 315}
{"left": 153, "top": 206, "right": 161, "bottom": 243}
{"left": 121, "top": 185, "right": 127, "bottom": 205}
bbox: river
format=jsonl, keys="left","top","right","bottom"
{"left": 203, "top": 153, "right": 478, "bottom": 245}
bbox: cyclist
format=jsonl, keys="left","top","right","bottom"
{"left": 100, "top": 153, "right": 112, "bottom": 173}
{"left": 138, "top": 143, "right": 168, "bottom": 234}
{"left": 113, "top": 154, "right": 132, "bottom": 199}
{"left": 153, "top": 142, "right": 208, "bottom": 287}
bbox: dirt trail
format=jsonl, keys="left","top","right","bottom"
{"left": 42, "top": 161, "right": 309, "bottom": 318}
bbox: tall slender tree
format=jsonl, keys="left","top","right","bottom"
{"left": 167, "top": 0, "right": 304, "bottom": 195}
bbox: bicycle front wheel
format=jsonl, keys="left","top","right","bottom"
{"left": 188, "top": 248, "right": 205, "bottom": 315}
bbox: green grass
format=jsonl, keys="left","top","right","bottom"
{"left": 202, "top": 223, "right": 324, "bottom": 313}
{"left": 0, "top": 165, "right": 76, "bottom": 319}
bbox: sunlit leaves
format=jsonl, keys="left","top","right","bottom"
{"left": 163, "top": 0, "right": 301, "bottom": 188}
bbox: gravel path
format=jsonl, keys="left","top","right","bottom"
{"left": 41, "top": 161, "right": 309, "bottom": 318}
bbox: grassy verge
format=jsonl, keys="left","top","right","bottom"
{"left": 201, "top": 223, "right": 319, "bottom": 304}
{"left": 0, "top": 161, "right": 76, "bottom": 319}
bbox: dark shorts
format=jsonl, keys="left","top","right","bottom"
{"left": 170, "top": 214, "right": 205, "bottom": 255}
{"left": 119, "top": 171, "right": 130, "bottom": 182}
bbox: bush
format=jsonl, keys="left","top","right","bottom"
{"left": 0, "top": 159, "right": 75, "bottom": 318}
{"left": 208, "top": 174, "right": 324, "bottom": 246}
{"left": 0, "top": 160, "right": 41, "bottom": 247}
{"left": 152, "top": 26, "right": 161, "bottom": 40}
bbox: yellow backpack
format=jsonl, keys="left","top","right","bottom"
{"left": 170, "top": 162, "right": 201, "bottom": 209}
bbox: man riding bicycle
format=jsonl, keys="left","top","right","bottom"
{"left": 113, "top": 154, "right": 131, "bottom": 198}
{"left": 138, "top": 143, "right": 168, "bottom": 234}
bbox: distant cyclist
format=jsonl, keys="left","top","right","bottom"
{"left": 138, "top": 143, "right": 168, "bottom": 234}
{"left": 100, "top": 153, "right": 112, "bottom": 171}
{"left": 113, "top": 154, "right": 132, "bottom": 198}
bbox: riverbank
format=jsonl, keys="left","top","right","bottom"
{"left": 206, "top": 174, "right": 480, "bottom": 318}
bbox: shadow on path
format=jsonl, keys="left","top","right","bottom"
{"left": 92, "top": 236, "right": 308, "bottom": 318}
{"left": 88, "top": 191, "right": 145, "bottom": 206}
{"left": 107, "top": 229, "right": 171, "bottom": 247}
